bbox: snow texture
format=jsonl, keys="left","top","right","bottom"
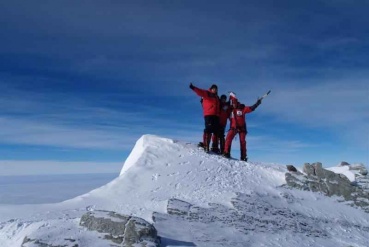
{"left": 0, "top": 134, "right": 368, "bottom": 247}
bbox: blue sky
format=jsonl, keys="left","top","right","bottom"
{"left": 0, "top": 0, "right": 368, "bottom": 175}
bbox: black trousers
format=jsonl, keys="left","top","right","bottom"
{"left": 204, "top": 115, "right": 220, "bottom": 134}
{"left": 202, "top": 115, "right": 220, "bottom": 149}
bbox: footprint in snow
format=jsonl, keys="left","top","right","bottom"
{"left": 151, "top": 187, "right": 161, "bottom": 193}
{"left": 168, "top": 172, "right": 179, "bottom": 176}
{"left": 178, "top": 161, "right": 190, "bottom": 165}
{"left": 152, "top": 173, "right": 160, "bottom": 181}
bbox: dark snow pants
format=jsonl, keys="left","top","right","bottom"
{"left": 203, "top": 115, "right": 219, "bottom": 149}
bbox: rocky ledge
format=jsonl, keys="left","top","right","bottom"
{"left": 285, "top": 162, "right": 369, "bottom": 213}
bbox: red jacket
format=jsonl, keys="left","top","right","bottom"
{"left": 229, "top": 105, "right": 253, "bottom": 130}
{"left": 192, "top": 87, "right": 220, "bottom": 116}
{"left": 219, "top": 101, "right": 231, "bottom": 127}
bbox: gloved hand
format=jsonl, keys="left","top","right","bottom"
{"left": 189, "top": 83, "right": 195, "bottom": 90}
{"left": 250, "top": 98, "right": 262, "bottom": 111}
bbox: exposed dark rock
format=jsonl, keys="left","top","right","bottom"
{"left": 286, "top": 165, "right": 298, "bottom": 172}
{"left": 303, "top": 163, "right": 316, "bottom": 176}
{"left": 284, "top": 172, "right": 309, "bottom": 191}
{"left": 167, "top": 198, "right": 192, "bottom": 216}
{"left": 80, "top": 210, "right": 128, "bottom": 241}
{"left": 285, "top": 162, "right": 369, "bottom": 213}
{"left": 123, "top": 217, "right": 158, "bottom": 247}
{"left": 339, "top": 161, "right": 351, "bottom": 167}
{"left": 349, "top": 163, "right": 368, "bottom": 176}
{"left": 80, "top": 210, "right": 159, "bottom": 247}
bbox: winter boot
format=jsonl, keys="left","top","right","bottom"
{"left": 223, "top": 152, "right": 231, "bottom": 158}
{"left": 240, "top": 156, "right": 248, "bottom": 162}
{"left": 210, "top": 146, "right": 220, "bottom": 154}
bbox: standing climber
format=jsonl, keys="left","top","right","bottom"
{"left": 213, "top": 94, "right": 231, "bottom": 154}
{"left": 189, "top": 83, "right": 220, "bottom": 152}
{"left": 223, "top": 93, "right": 262, "bottom": 161}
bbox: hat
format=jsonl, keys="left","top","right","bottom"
{"left": 210, "top": 84, "right": 218, "bottom": 90}
{"left": 229, "top": 92, "right": 237, "bottom": 99}
{"left": 220, "top": 94, "right": 227, "bottom": 100}
{"left": 229, "top": 91, "right": 238, "bottom": 106}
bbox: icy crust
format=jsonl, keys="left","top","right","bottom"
{"left": 327, "top": 165, "right": 356, "bottom": 182}
{"left": 153, "top": 193, "right": 369, "bottom": 247}
{"left": 0, "top": 135, "right": 369, "bottom": 247}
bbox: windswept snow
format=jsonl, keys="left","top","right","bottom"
{"left": 327, "top": 165, "right": 357, "bottom": 182}
{"left": 0, "top": 134, "right": 368, "bottom": 247}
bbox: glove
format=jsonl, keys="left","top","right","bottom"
{"left": 189, "top": 83, "right": 195, "bottom": 90}
{"left": 250, "top": 99, "right": 262, "bottom": 111}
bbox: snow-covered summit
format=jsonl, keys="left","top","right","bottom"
{"left": 114, "top": 134, "right": 287, "bottom": 213}
{"left": 0, "top": 135, "right": 369, "bottom": 247}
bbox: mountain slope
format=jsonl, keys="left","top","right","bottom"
{"left": 0, "top": 135, "right": 368, "bottom": 246}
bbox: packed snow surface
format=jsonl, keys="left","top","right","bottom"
{"left": 0, "top": 135, "right": 368, "bottom": 247}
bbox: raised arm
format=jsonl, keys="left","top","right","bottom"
{"left": 249, "top": 99, "right": 262, "bottom": 111}
{"left": 189, "top": 83, "right": 209, "bottom": 98}
{"left": 241, "top": 99, "right": 262, "bottom": 114}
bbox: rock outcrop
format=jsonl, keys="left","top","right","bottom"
{"left": 21, "top": 210, "right": 160, "bottom": 247}
{"left": 285, "top": 162, "right": 369, "bottom": 213}
{"left": 80, "top": 210, "right": 159, "bottom": 247}
{"left": 152, "top": 194, "right": 369, "bottom": 245}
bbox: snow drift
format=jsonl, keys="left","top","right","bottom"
{"left": 0, "top": 135, "right": 368, "bottom": 247}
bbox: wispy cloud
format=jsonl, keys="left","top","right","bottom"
{"left": 0, "top": 160, "right": 122, "bottom": 176}
{"left": 264, "top": 80, "right": 368, "bottom": 125}
{"left": 0, "top": 82, "right": 203, "bottom": 150}
{"left": 0, "top": 116, "right": 134, "bottom": 150}
{"left": 0, "top": 0, "right": 368, "bottom": 173}
{"left": 233, "top": 75, "right": 369, "bottom": 146}
{"left": 248, "top": 135, "right": 316, "bottom": 152}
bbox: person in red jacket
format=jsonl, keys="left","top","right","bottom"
{"left": 213, "top": 94, "right": 231, "bottom": 154}
{"left": 190, "top": 83, "right": 220, "bottom": 152}
{"left": 223, "top": 95, "right": 261, "bottom": 161}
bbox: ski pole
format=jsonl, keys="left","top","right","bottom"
{"left": 259, "top": 90, "right": 271, "bottom": 100}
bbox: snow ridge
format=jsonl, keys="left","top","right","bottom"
{"left": 0, "top": 134, "right": 369, "bottom": 247}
